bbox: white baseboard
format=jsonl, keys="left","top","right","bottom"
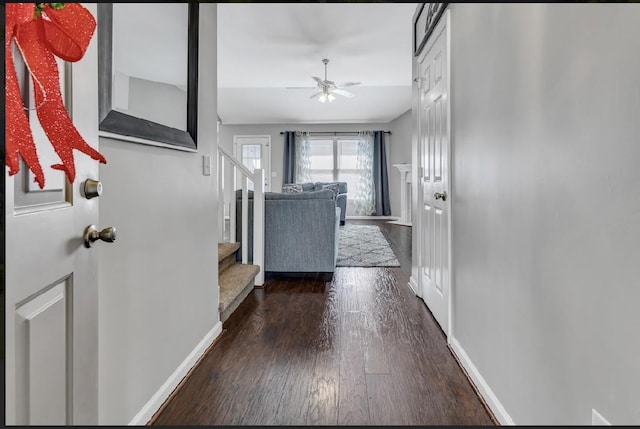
{"left": 408, "top": 276, "right": 419, "bottom": 295}
{"left": 387, "top": 220, "right": 412, "bottom": 227}
{"left": 449, "top": 337, "right": 515, "bottom": 425}
{"left": 346, "top": 215, "right": 399, "bottom": 220}
{"left": 129, "top": 322, "right": 223, "bottom": 425}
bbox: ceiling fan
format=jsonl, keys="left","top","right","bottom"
{"left": 289, "top": 58, "right": 361, "bottom": 103}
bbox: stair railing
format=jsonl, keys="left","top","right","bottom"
{"left": 217, "top": 145, "right": 265, "bottom": 286}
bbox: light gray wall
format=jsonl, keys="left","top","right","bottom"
{"left": 449, "top": 3, "right": 640, "bottom": 425}
{"left": 219, "top": 118, "right": 412, "bottom": 217}
{"left": 97, "top": 4, "right": 218, "bottom": 424}
{"left": 388, "top": 109, "right": 412, "bottom": 221}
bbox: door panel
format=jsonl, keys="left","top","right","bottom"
{"left": 434, "top": 208, "right": 444, "bottom": 295}
{"left": 434, "top": 51, "right": 443, "bottom": 82}
{"left": 417, "top": 11, "right": 450, "bottom": 336}
{"left": 11, "top": 51, "right": 69, "bottom": 210}
{"left": 6, "top": 3, "right": 100, "bottom": 424}
{"left": 434, "top": 95, "right": 443, "bottom": 182}
{"left": 25, "top": 56, "right": 68, "bottom": 193}
{"left": 423, "top": 104, "right": 432, "bottom": 189}
{"left": 15, "top": 279, "right": 70, "bottom": 425}
{"left": 421, "top": 204, "right": 432, "bottom": 279}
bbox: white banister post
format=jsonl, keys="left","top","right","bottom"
{"left": 253, "top": 169, "right": 265, "bottom": 286}
{"left": 229, "top": 165, "right": 237, "bottom": 242}
{"left": 241, "top": 176, "right": 249, "bottom": 264}
{"left": 218, "top": 152, "right": 225, "bottom": 242}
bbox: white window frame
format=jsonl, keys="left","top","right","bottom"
{"left": 306, "top": 136, "right": 366, "bottom": 201}
{"left": 336, "top": 138, "right": 364, "bottom": 189}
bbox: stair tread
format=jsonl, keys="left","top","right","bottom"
{"left": 219, "top": 263, "right": 260, "bottom": 312}
{"left": 218, "top": 242, "right": 240, "bottom": 262}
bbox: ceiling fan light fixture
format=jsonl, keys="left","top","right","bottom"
{"left": 303, "top": 58, "right": 361, "bottom": 103}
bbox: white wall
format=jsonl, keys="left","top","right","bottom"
{"left": 97, "top": 4, "right": 219, "bottom": 424}
{"left": 218, "top": 119, "right": 411, "bottom": 217}
{"left": 449, "top": 3, "right": 640, "bottom": 425}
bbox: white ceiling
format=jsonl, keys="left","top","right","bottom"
{"left": 217, "top": 3, "right": 419, "bottom": 125}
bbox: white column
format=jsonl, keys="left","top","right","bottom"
{"left": 392, "top": 163, "right": 412, "bottom": 226}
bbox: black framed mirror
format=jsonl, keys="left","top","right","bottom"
{"left": 413, "top": 3, "right": 447, "bottom": 57}
{"left": 97, "top": 3, "right": 199, "bottom": 150}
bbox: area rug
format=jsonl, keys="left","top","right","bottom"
{"left": 336, "top": 225, "right": 401, "bottom": 267}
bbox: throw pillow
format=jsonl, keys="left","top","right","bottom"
{"left": 322, "top": 183, "right": 341, "bottom": 200}
{"left": 282, "top": 183, "right": 303, "bottom": 194}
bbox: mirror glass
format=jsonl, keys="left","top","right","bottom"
{"left": 112, "top": 3, "right": 188, "bottom": 131}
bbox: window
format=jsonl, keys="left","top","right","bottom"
{"left": 297, "top": 134, "right": 375, "bottom": 215}
{"left": 234, "top": 135, "right": 271, "bottom": 192}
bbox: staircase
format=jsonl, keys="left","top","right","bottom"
{"left": 218, "top": 242, "right": 260, "bottom": 323}
{"left": 217, "top": 145, "right": 265, "bottom": 322}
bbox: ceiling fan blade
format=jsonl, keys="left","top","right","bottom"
{"left": 335, "top": 81, "right": 361, "bottom": 88}
{"left": 312, "top": 76, "right": 324, "bottom": 84}
{"left": 332, "top": 88, "right": 354, "bottom": 98}
{"left": 310, "top": 92, "right": 323, "bottom": 99}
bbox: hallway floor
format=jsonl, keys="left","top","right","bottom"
{"left": 151, "top": 220, "right": 495, "bottom": 425}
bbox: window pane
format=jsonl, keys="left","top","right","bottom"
{"left": 241, "top": 144, "right": 261, "bottom": 171}
{"left": 338, "top": 140, "right": 358, "bottom": 169}
{"left": 309, "top": 140, "right": 333, "bottom": 169}
{"left": 244, "top": 158, "right": 260, "bottom": 171}
{"left": 337, "top": 172, "right": 361, "bottom": 194}
{"left": 310, "top": 172, "right": 334, "bottom": 183}
{"left": 242, "top": 144, "right": 260, "bottom": 159}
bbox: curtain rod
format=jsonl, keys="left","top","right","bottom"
{"left": 279, "top": 131, "right": 391, "bottom": 135}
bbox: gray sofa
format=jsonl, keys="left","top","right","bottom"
{"left": 283, "top": 182, "right": 348, "bottom": 225}
{"left": 235, "top": 189, "right": 341, "bottom": 275}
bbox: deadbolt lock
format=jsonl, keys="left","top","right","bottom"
{"left": 83, "top": 179, "right": 102, "bottom": 199}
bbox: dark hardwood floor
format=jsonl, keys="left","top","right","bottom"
{"left": 152, "top": 220, "right": 495, "bottom": 426}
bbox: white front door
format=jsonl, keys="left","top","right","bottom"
{"left": 233, "top": 135, "right": 271, "bottom": 191}
{"left": 5, "top": 4, "right": 102, "bottom": 424}
{"left": 417, "top": 11, "right": 450, "bottom": 336}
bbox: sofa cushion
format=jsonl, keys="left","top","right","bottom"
{"left": 314, "top": 181, "right": 347, "bottom": 194}
{"left": 265, "top": 189, "right": 335, "bottom": 201}
{"left": 282, "top": 183, "right": 304, "bottom": 194}
{"left": 320, "top": 183, "right": 340, "bottom": 200}
{"left": 295, "top": 182, "right": 316, "bottom": 192}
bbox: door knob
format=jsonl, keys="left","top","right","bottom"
{"left": 84, "top": 225, "right": 117, "bottom": 248}
{"left": 83, "top": 179, "right": 102, "bottom": 199}
{"left": 434, "top": 191, "right": 447, "bottom": 201}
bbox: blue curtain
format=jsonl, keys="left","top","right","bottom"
{"left": 373, "top": 131, "right": 391, "bottom": 216}
{"left": 282, "top": 131, "right": 296, "bottom": 184}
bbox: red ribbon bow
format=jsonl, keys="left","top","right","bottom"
{"left": 6, "top": 3, "right": 106, "bottom": 189}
